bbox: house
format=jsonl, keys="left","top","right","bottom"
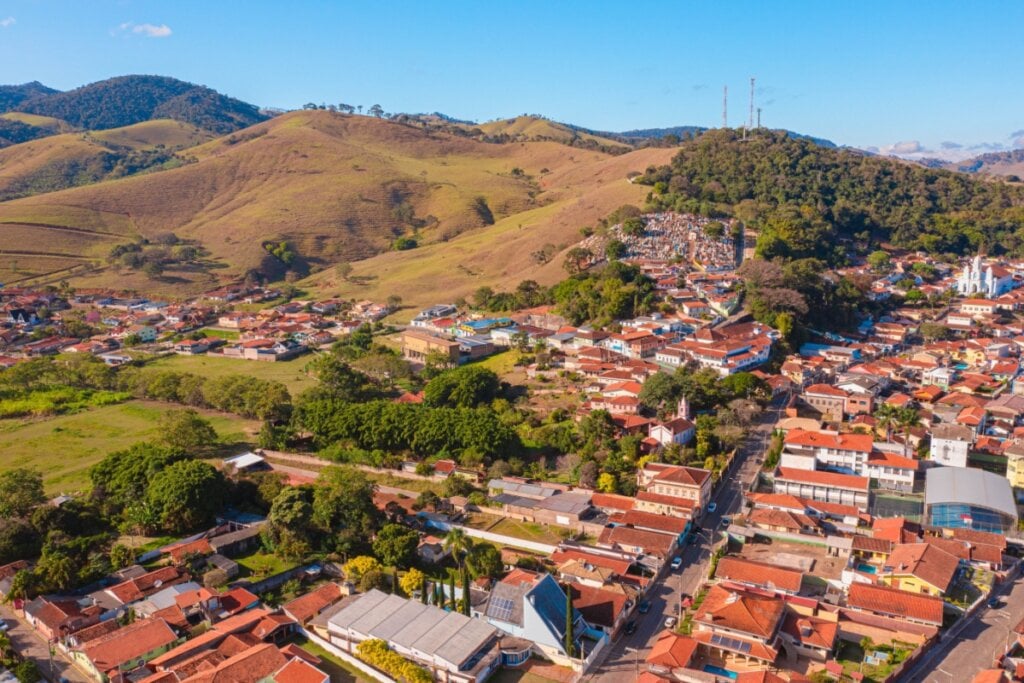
{"left": 636, "top": 463, "right": 713, "bottom": 514}
{"left": 690, "top": 584, "right": 785, "bottom": 665}
{"left": 597, "top": 525, "right": 677, "bottom": 562}
{"left": 930, "top": 423, "right": 974, "bottom": 468}
{"left": 778, "top": 613, "right": 837, "bottom": 662}
{"left": 713, "top": 557, "right": 803, "bottom": 595}
{"left": 24, "top": 596, "right": 102, "bottom": 641}
{"left": 326, "top": 589, "right": 501, "bottom": 683}
{"left": 648, "top": 417, "right": 696, "bottom": 447}
{"left": 880, "top": 542, "right": 960, "bottom": 596}
{"left": 799, "top": 384, "right": 847, "bottom": 422}
{"left": 646, "top": 631, "right": 698, "bottom": 677}
{"left": 779, "top": 429, "right": 874, "bottom": 474}
{"left": 482, "top": 569, "right": 605, "bottom": 663}
{"left": 845, "top": 583, "right": 944, "bottom": 627}
{"left": 283, "top": 583, "right": 344, "bottom": 625}
{"left": 209, "top": 526, "right": 263, "bottom": 557}
{"left": 73, "top": 618, "right": 180, "bottom": 682}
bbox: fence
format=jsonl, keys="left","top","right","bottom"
{"left": 421, "top": 515, "right": 558, "bottom": 555}
{"left": 301, "top": 627, "right": 397, "bottom": 683}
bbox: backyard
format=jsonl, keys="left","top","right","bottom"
{"left": 147, "top": 352, "right": 318, "bottom": 395}
{"left": 235, "top": 549, "right": 298, "bottom": 580}
{"left": 835, "top": 639, "right": 915, "bottom": 683}
{"left": 462, "top": 513, "right": 567, "bottom": 546}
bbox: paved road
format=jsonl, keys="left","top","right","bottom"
{"left": 904, "top": 573, "right": 1024, "bottom": 683}
{"left": 0, "top": 605, "right": 91, "bottom": 682}
{"left": 586, "top": 400, "right": 784, "bottom": 683}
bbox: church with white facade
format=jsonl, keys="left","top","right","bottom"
{"left": 957, "top": 255, "right": 1016, "bottom": 297}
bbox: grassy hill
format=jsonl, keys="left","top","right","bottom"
{"left": 476, "top": 115, "right": 632, "bottom": 152}
{"left": 0, "top": 119, "right": 210, "bottom": 201}
{"left": 0, "top": 110, "right": 673, "bottom": 295}
{"left": 946, "top": 149, "right": 1024, "bottom": 179}
{"left": 0, "top": 112, "right": 73, "bottom": 133}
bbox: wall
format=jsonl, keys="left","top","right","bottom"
{"left": 302, "top": 627, "right": 398, "bottom": 683}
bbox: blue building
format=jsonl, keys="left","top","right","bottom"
{"left": 924, "top": 466, "right": 1018, "bottom": 534}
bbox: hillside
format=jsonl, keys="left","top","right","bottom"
{"left": 0, "top": 119, "right": 212, "bottom": 201}
{"left": 0, "top": 111, "right": 673, "bottom": 294}
{"left": 639, "top": 128, "right": 1024, "bottom": 259}
{"left": 475, "top": 116, "right": 632, "bottom": 153}
{"left": 3, "top": 75, "right": 267, "bottom": 134}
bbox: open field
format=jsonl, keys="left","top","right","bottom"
{"left": 0, "top": 400, "right": 259, "bottom": 494}
{"left": 147, "top": 353, "right": 318, "bottom": 395}
{"left": 0, "top": 111, "right": 73, "bottom": 133}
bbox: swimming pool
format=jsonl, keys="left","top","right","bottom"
{"left": 856, "top": 562, "right": 878, "bottom": 574}
{"left": 703, "top": 664, "right": 739, "bottom": 679}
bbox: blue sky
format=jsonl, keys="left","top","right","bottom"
{"left": 1, "top": 1, "right": 1022, "bottom": 158}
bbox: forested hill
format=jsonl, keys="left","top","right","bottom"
{"left": 3, "top": 75, "right": 267, "bottom": 134}
{"left": 638, "top": 129, "right": 1024, "bottom": 261}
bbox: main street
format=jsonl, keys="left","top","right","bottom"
{"left": 903, "top": 572, "right": 1024, "bottom": 682}
{"left": 585, "top": 399, "right": 784, "bottom": 683}
{"left": 0, "top": 604, "right": 91, "bottom": 683}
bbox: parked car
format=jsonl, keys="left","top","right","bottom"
{"left": 988, "top": 596, "right": 1003, "bottom": 609}
{"left": 671, "top": 556, "right": 683, "bottom": 570}
{"left": 707, "top": 502, "right": 717, "bottom": 513}
{"left": 638, "top": 600, "right": 651, "bottom": 614}
{"left": 625, "top": 620, "right": 637, "bottom": 635}
{"left": 720, "top": 516, "right": 732, "bottom": 527}
{"left": 664, "top": 616, "right": 678, "bottom": 628}
{"left": 0, "top": 621, "right": 8, "bottom": 633}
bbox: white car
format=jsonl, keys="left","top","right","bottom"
{"left": 664, "top": 616, "right": 678, "bottom": 628}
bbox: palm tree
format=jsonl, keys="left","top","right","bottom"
{"left": 443, "top": 528, "right": 473, "bottom": 570}
{"left": 873, "top": 403, "right": 899, "bottom": 443}
{"left": 895, "top": 406, "right": 921, "bottom": 457}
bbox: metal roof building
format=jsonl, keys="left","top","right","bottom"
{"left": 924, "top": 466, "right": 1017, "bottom": 534}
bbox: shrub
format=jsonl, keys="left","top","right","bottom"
{"left": 356, "top": 639, "right": 432, "bottom": 683}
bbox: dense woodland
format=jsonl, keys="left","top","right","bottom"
{"left": 638, "top": 129, "right": 1024, "bottom": 259}
{"left": 0, "top": 75, "right": 267, "bottom": 134}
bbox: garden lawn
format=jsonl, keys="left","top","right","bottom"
{"left": 147, "top": 353, "right": 318, "bottom": 395}
{"left": 235, "top": 550, "right": 297, "bottom": 579}
{"left": 0, "top": 400, "right": 259, "bottom": 494}
{"left": 296, "top": 637, "right": 369, "bottom": 683}
{"left": 487, "top": 518, "right": 566, "bottom": 545}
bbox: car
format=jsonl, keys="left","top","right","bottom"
{"left": 719, "top": 516, "right": 732, "bottom": 527}
{"left": 988, "top": 596, "right": 1003, "bottom": 609}
{"left": 624, "top": 620, "right": 637, "bottom": 636}
{"left": 664, "top": 616, "right": 678, "bottom": 628}
{"left": 638, "top": 600, "right": 651, "bottom": 614}
{"left": 687, "top": 533, "right": 699, "bottom": 545}
{"left": 0, "top": 622, "right": 8, "bottom": 634}
{"left": 707, "top": 502, "right": 718, "bottom": 513}
{"left": 670, "top": 556, "right": 683, "bottom": 570}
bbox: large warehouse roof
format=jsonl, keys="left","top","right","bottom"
{"left": 925, "top": 466, "right": 1017, "bottom": 520}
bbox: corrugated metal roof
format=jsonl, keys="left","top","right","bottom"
{"left": 925, "top": 466, "right": 1017, "bottom": 519}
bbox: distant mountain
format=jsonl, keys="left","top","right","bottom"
{"left": 0, "top": 81, "right": 59, "bottom": 112}
{"left": 614, "top": 125, "right": 708, "bottom": 140}
{"left": 2, "top": 75, "right": 267, "bottom": 135}
{"left": 947, "top": 149, "right": 1024, "bottom": 178}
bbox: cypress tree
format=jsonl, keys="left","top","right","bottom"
{"left": 461, "top": 568, "right": 471, "bottom": 616}
{"left": 421, "top": 576, "right": 428, "bottom": 604}
{"left": 564, "top": 585, "right": 576, "bottom": 657}
{"left": 448, "top": 573, "right": 456, "bottom": 610}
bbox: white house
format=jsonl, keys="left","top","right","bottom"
{"left": 930, "top": 423, "right": 973, "bottom": 468}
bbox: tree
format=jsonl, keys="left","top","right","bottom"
{"left": 462, "top": 566, "right": 471, "bottom": 616}
{"left": 605, "top": 239, "right": 627, "bottom": 261}
{"left": 399, "top": 567, "right": 425, "bottom": 597}
{"left": 414, "top": 490, "right": 441, "bottom": 512}
{"left": 263, "top": 487, "right": 315, "bottom": 560}
{"left": 344, "top": 556, "right": 382, "bottom": 584}
{"left": 564, "top": 585, "right": 576, "bottom": 657}
{"left": 578, "top": 461, "right": 599, "bottom": 489}
{"left": 448, "top": 573, "right": 456, "bottom": 610}
{"left": 360, "top": 569, "right": 390, "bottom": 592}
{"left": 146, "top": 460, "right": 226, "bottom": 533}
{"left": 109, "top": 544, "right": 134, "bottom": 569}
{"left": 6, "top": 569, "right": 32, "bottom": 604}
{"left": 12, "top": 661, "right": 40, "bottom": 683}
{"left": 313, "top": 466, "right": 381, "bottom": 555}
{"left": 335, "top": 262, "right": 353, "bottom": 280}
{"left": 867, "top": 250, "right": 892, "bottom": 273}
{"left": 372, "top": 524, "right": 419, "bottom": 568}
{"left": 596, "top": 473, "right": 617, "bottom": 493}
{"left": 0, "top": 469, "right": 45, "bottom": 519}
{"left": 465, "top": 543, "right": 502, "bottom": 580}
{"left": 443, "top": 528, "right": 473, "bottom": 569}
{"left": 159, "top": 409, "right": 218, "bottom": 452}
{"left": 562, "top": 247, "right": 592, "bottom": 275}
{"left": 368, "top": 104, "right": 384, "bottom": 118}
{"left": 423, "top": 366, "right": 500, "bottom": 408}
{"left": 36, "top": 551, "right": 75, "bottom": 590}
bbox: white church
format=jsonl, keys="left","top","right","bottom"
{"left": 957, "top": 255, "right": 1016, "bottom": 298}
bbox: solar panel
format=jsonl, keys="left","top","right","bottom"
{"left": 710, "top": 634, "right": 752, "bottom": 654}
{"left": 489, "top": 597, "right": 514, "bottom": 622}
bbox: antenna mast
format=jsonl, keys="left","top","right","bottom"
{"left": 722, "top": 86, "right": 728, "bottom": 129}
{"left": 757, "top": 107, "right": 762, "bottom": 128}
{"left": 749, "top": 77, "right": 756, "bottom": 130}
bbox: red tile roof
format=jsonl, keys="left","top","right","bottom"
{"left": 784, "top": 429, "right": 873, "bottom": 453}
{"left": 608, "top": 510, "right": 689, "bottom": 535}
{"left": 283, "top": 583, "right": 343, "bottom": 624}
{"left": 775, "top": 467, "right": 869, "bottom": 491}
{"left": 273, "top": 657, "right": 329, "bottom": 683}
{"left": 846, "top": 583, "right": 944, "bottom": 626}
{"left": 714, "top": 557, "right": 803, "bottom": 593}
{"left": 885, "top": 543, "right": 959, "bottom": 592}
{"left": 646, "top": 630, "right": 697, "bottom": 668}
{"left": 82, "top": 618, "right": 179, "bottom": 674}
{"left": 694, "top": 584, "right": 786, "bottom": 640}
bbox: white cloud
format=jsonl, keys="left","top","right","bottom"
{"left": 0, "top": 17, "right": 15, "bottom": 28}
{"left": 881, "top": 140, "right": 927, "bottom": 155}
{"left": 115, "top": 21, "right": 172, "bottom": 38}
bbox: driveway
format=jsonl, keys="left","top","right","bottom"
{"left": 0, "top": 605, "right": 91, "bottom": 683}
{"left": 585, "top": 400, "right": 784, "bottom": 682}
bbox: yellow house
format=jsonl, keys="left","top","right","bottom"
{"left": 1005, "top": 442, "right": 1024, "bottom": 489}
{"left": 880, "top": 543, "right": 959, "bottom": 597}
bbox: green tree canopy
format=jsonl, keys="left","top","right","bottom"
{"left": 146, "top": 460, "right": 226, "bottom": 533}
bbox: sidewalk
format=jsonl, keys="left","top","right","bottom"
{"left": 0, "top": 605, "right": 91, "bottom": 683}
